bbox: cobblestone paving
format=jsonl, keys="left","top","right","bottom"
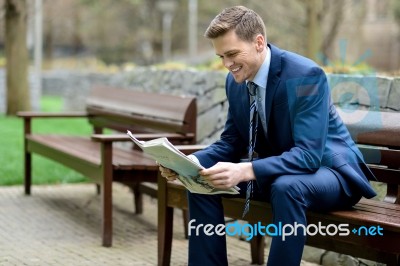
{"left": 0, "top": 184, "right": 320, "bottom": 266}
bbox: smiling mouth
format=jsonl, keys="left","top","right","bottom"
{"left": 231, "top": 66, "right": 242, "bottom": 73}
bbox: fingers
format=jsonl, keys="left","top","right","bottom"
{"left": 158, "top": 164, "right": 178, "bottom": 181}
{"left": 201, "top": 170, "right": 228, "bottom": 188}
{"left": 200, "top": 162, "right": 230, "bottom": 176}
{"left": 200, "top": 163, "right": 229, "bottom": 183}
{"left": 205, "top": 177, "right": 232, "bottom": 189}
{"left": 200, "top": 162, "right": 237, "bottom": 188}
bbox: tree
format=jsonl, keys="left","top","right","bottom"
{"left": 5, "top": 0, "right": 30, "bottom": 115}
{"left": 320, "top": 0, "right": 346, "bottom": 61}
{"left": 298, "top": 0, "right": 345, "bottom": 63}
{"left": 304, "top": 0, "right": 323, "bottom": 61}
{"left": 394, "top": 0, "right": 400, "bottom": 30}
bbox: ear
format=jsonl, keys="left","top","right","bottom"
{"left": 255, "top": 34, "right": 266, "bottom": 52}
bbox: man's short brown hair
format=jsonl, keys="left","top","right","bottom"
{"left": 204, "top": 6, "right": 266, "bottom": 43}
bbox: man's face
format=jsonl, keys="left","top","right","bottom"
{"left": 212, "top": 30, "right": 265, "bottom": 83}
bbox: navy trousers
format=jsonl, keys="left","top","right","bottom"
{"left": 187, "top": 167, "right": 360, "bottom": 266}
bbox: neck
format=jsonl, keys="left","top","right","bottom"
{"left": 253, "top": 47, "right": 267, "bottom": 76}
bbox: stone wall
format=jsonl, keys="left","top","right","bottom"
{"left": 1, "top": 68, "right": 399, "bottom": 144}
{"left": 43, "top": 68, "right": 230, "bottom": 144}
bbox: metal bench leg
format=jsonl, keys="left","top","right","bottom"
{"left": 24, "top": 150, "right": 32, "bottom": 195}
{"left": 131, "top": 183, "right": 143, "bottom": 214}
{"left": 23, "top": 117, "right": 32, "bottom": 195}
{"left": 95, "top": 184, "right": 100, "bottom": 195}
{"left": 250, "top": 234, "right": 265, "bottom": 265}
{"left": 158, "top": 174, "right": 173, "bottom": 266}
{"left": 182, "top": 209, "right": 189, "bottom": 239}
{"left": 101, "top": 142, "right": 113, "bottom": 247}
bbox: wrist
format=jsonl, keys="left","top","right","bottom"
{"left": 242, "top": 162, "right": 256, "bottom": 182}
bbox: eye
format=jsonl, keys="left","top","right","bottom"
{"left": 226, "top": 52, "right": 238, "bottom": 58}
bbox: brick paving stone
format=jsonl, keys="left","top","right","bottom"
{"left": 0, "top": 183, "right": 320, "bottom": 266}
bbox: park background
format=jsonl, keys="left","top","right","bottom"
{"left": 0, "top": 0, "right": 399, "bottom": 191}
{"left": 0, "top": 1, "right": 399, "bottom": 265}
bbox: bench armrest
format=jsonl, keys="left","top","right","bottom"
{"left": 91, "top": 134, "right": 131, "bottom": 142}
{"left": 18, "top": 111, "right": 89, "bottom": 135}
{"left": 91, "top": 132, "right": 195, "bottom": 143}
{"left": 17, "top": 111, "right": 88, "bottom": 119}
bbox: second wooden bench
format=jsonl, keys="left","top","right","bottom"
{"left": 18, "top": 85, "right": 197, "bottom": 247}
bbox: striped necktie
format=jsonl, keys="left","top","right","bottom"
{"left": 243, "top": 81, "right": 258, "bottom": 218}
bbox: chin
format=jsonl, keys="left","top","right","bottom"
{"left": 232, "top": 74, "right": 245, "bottom": 84}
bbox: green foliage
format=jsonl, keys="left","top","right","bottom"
{"left": 0, "top": 96, "right": 91, "bottom": 186}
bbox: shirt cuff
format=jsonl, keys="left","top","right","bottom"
{"left": 187, "top": 154, "right": 200, "bottom": 165}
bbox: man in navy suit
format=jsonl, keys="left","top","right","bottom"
{"left": 160, "top": 5, "right": 376, "bottom": 266}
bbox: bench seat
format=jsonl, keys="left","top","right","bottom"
{"left": 27, "top": 135, "right": 159, "bottom": 172}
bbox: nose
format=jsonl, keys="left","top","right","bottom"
{"left": 223, "top": 58, "right": 234, "bottom": 69}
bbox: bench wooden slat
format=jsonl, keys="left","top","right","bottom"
{"left": 329, "top": 208, "right": 400, "bottom": 232}
{"left": 358, "top": 198, "right": 400, "bottom": 211}
{"left": 90, "top": 133, "right": 194, "bottom": 143}
{"left": 354, "top": 204, "right": 400, "bottom": 218}
{"left": 17, "top": 111, "right": 88, "bottom": 118}
{"left": 87, "top": 86, "right": 195, "bottom": 125}
{"left": 28, "top": 135, "right": 101, "bottom": 165}
{"left": 87, "top": 99, "right": 186, "bottom": 122}
{"left": 87, "top": 109, "right": 187, "bottom": 134}
{"left": 360, "top": 146, "right": 400, "bottom": 168}
{"left": 369, "top": 167, "right": 400, "bottom": 185}
{"left": 341, "top": 109, "right": 400, "bottom": 147}
{"left": 27, "top": 135, "right": 159, "bottom": 170}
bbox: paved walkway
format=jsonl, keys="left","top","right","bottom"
{"left": 0, "top": 183, "right": 321, "bottom": 266}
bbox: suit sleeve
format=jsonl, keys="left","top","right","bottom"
{"left": 193, "top": 107, "right": 247, "bottom": 168}
{"left": 193, "top": 77, "right": 247, "bottom": 168}
{"left": 252, "top": 68, "right": 330, "bottom": 189}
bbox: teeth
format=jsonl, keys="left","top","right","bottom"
{"left": 232, "top": 67, "right": 240, "bottom": 72}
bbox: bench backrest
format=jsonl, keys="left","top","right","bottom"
{"left": 86, "top": 86, "right": 197, "bottom": 142}
{"left": 339, "top": 109, "right": 400, "bottom": 204}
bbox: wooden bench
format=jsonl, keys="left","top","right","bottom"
{"left": 17, "top": 85, "right": 196, "bottom": 247}
{"left": 158, "top": 109, "right": 400, "bottom": 266}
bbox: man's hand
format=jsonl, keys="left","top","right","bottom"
{"left": 199, "top": 162, "right": 255, "bottom": 189}
{"left": 158, "top": 164, "right": 179, "bottom": 181}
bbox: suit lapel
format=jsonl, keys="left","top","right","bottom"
{"left": 263, "top": 44, "right": 282, "bottom": 137}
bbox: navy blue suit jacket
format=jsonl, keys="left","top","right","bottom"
{"left": 194, "top": 44, "right": 377, "bottom": 199}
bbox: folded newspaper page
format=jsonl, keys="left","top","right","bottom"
{"left": 127, "top": 130, "right": 239, "bottom": 195}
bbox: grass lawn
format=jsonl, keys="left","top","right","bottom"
{"left": 0, "top": 96, "right": 92, "bottom": 186}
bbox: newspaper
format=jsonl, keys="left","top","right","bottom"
{"left": 127, "top": 130, "right": 239, "bottom": 195}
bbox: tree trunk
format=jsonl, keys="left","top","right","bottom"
{"left": 321, "top": 0, "right": 345, "bottom": 63}
{"left": 5, "top": 0, "right": 30, "bottom": 115}
{"left": 305, "top": 0, "right": 322, "bottom": 62}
